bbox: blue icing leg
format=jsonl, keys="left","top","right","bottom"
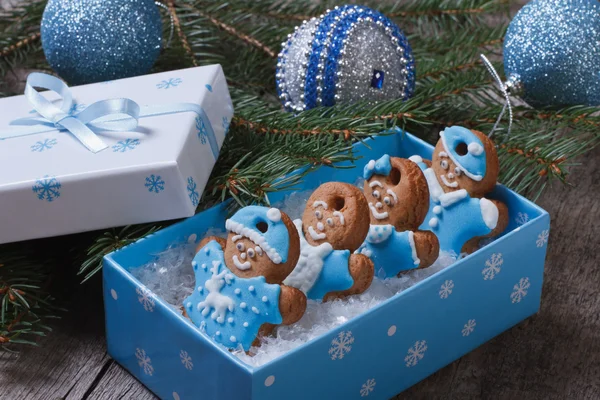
{"left": 184, "top": 240, "right": 283, "bottom": 351}
{"left": 358, "top": 227, "right": 419, "bottom": 278}
{"left": 306, "top": 249, "right": 354, "bottom": 300}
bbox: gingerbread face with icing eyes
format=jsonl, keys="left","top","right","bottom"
{"left": 430, "top": 127, "right": 499, "bottom": 198}
{"left": 302, "top": 182, "right": 370, "bottom": 252}
{"left": 223, "top": 206, "right": 300, "bottom": 284}
{"left": 363, "top": 155, "right": 430, "bottom": 232}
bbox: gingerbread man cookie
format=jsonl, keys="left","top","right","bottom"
{"left": 283, "top": 182, "right": 374, "bottom": 301}
{"left": 184, "top": 206, "right": 307, "bottom": 351}
{"left": 357, "top": 155, "right": 439, "bottom": 277}
{"left": 410, "top": 126, "right": 509, "bottom": 255}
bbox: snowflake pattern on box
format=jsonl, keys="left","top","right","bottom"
{"left": 112, "top": 138, "right": 140, "bottom": 153}
{"left": 329, "top": 330, "right": 354, "bottom": 360}
{"left": 439, "top": 280, "right": 454, "bottom": 299}
{"left": 404, "top": 340, "right": 427, "bottom": 367}
{"left": 196, "top": 116, "right": 208, "bottom": 144}
{"left": 145, "top": 174, "right": 165, "bottom": 193}
{"left": 360, "top": 378, "right": 376, "bottom": 397}
{"left": 510, "top": 277, "right": 530, "bottom": 304}
{"left": 180, "top": 350, "right": 193, "bottom": 370}
{"left": 515, "top": 212, "right": 529, "bottom": 226}
{"left": 536, "top": 229, "right": 549, "bottom": 248}
{"left": 482, "top": 253, "right": 503, "bottom": 280}
{"left": 157, "top": 78, "right": 182, "bottom": 89}
{"left": 187, "top": 177, "right": 200, "bottom": 207}
{"left": 32, "top": 176, "right": 61, "bottom": 202}
{"left": 68, "top": 102, "right": 86, "bottom": 116}
{"left": 135, "top": 348, "right": 154, "bottom": 376}
{"left": 462, "top": 319, "right": 476, "bottom": 336}
{"left": 31, "top": 138, "right": 57, "bottom": 152}
{"left": 136, "top": 286, "right": 155, "bottom": 312}
{"left": 222, "top": 116, "right": 230, "bottom": 135}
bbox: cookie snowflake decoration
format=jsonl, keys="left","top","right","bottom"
{"left": 184, "top": 206, "right": 306, "bottom": 352}
{"left": 411, "top": 126, "right": 509, "bottom": 255}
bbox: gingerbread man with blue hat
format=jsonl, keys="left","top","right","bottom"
{"left": 410, "top": 126, "right": 509, "bottom": 255}
{"left": 356, "top": 155, "right": 440, "bottom": 278}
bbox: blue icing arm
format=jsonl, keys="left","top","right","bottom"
{"left": 357, "top": 226, "right": 419, "bottom": 278}
{"left": 306, "top": 249, "right": 354, "bottom": 300}
{"left": 184, "top": 240, "right": 282, "bottom": 351}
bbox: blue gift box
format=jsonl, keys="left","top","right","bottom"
{"left": 103, "top": 131, "right": 549, "bottom": 400}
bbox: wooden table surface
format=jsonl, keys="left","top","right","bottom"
{"left": 1, "top": 143, "right": 598, "bottom": 400}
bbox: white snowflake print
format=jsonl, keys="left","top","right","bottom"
{"left": 145, "top": 174, "right": 165, "bottom": 193}
{"left": 180, "top": 350, "right": 193, "bottom": 370}
{"left": 32, "top": 175, "right": 61, "bottom": 202}
{"left": 157, "top": 78, "right": 182, "bottom": 89}
{"left": 112, "top": 138, "right": 140, "bottom": 152}
{"left": 360, "top": 378, "right": 376, "bottom": 397}
{"left": 187, "top": 177, "right": 200, "bottom": 207}
{"left": 510, "top": 277, "right": 530, "bottom": 304}
{"left": 462, "top": 319, "right": 476, "bottom": 336}
{"left": 31, "top": 138, "right": 57, "bottom": 152}
{"left": 135, "top": 348, "right": 154, "bottom": 376}
{"left": 136, "top": 286, "right": 155, "bottom": 312}
{"left": 196, "top": 116, "right": 208, "bottom": 144}
{"left": 536, "top": 229, "right": 549, "bottom": 248}
{"left": 439, "top": 280, "right": 454, "bottom": 299}
{"left": 328, "top": 331, "right": 354, "bottom": 360}
{"left": 404, "top": 340, "right": 427, "bottom": 367}
{"left": 515, "top": 212, "right": 529, "bottom": 226}
{"left": 482, "top": 253, "right": 503, "bottom": 280}
{"left": 222, "top": 116, "right": 230, "bottom": 135}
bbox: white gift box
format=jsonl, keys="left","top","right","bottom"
{"left": 0, "top": 66, "right": 233, "bottom": 244}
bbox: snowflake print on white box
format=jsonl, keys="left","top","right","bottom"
{"left": 112, "top": 139, "right": 140, "bottom": 153}
{"left": 136, "top": 286, "right": 155, "bottom": 312}
{"left": 536, "top": 229, "right": 549, "bottom": 248}
{"left": 329, "top": 331, "right": 354, "bottom": 360}
{"left": 157, "top": 78, "right": 182, "bottom": 89}
{"left": 145, "top": 175, "right": 165, "bottom": 193}
{"left": 187, "top": 177, "right": 200, "bottom": 207}
{"left": 32, "top": 176, "right": 61, "bottom": 202}
{"left": 360, "top": 378, "right": 376, "bottom": 397}
{"left": 136, "top": 348, "right": 154, "bottom": 376}
{"left": 439, "top": 280, "right": 454, "bottom": 299}
{"left": 31, "top": 138, "right": 57, "bottom": 152}
{"left": 404, "top": 340, "right": 427, "bottom": 367}
{"left": 180, "top": 350, "right": 193, "bottom": 370}
{"left": 462, "top": 319, "right": 476, "bottom": 336}
{"left": 510, "top": 277, "right": 530, "bottom": 303}
{"left": 482, "top": 253, "right": 503, "bottom": 280}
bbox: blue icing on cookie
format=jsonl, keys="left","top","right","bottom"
{"left": 184, "top": 240, "right": 282, "bottom": 351}
{"left": 415, "top": 161, "right": 497, "bottom": 255}
{"left": 363, "top": 154, "right": 392, "bottom": 180}
{"left": 440, "top": 126, "right": 486, "bottom": 181}
{"left": 225, "top": 206, "right": 290, "bottom": 264}
{"left": 283, "top": 220, "right": 354, "bottom": 301}
{"left": 357, "top": 224, "right": 420, "bottom": 277}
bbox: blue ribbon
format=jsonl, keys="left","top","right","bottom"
{"left": 0, "top": 72, "right": 220, "bottom": 159}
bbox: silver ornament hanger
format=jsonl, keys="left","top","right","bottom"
{"left": 480, "top": 54, "right": 513, "bottom": 139}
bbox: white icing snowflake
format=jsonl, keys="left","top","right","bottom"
{"left": 439, "top": 280, "right": 454, "bottom": 299}
{"left": 135, "top": 348, "right": 154, "bottom": 376}
{"left": 511, "top": 277, "right": 531, "bottom": 303}
{"left": 482, "top": 253, "right": 503, "bottom": 280}
{"left": 136, "top": 286, "right": 155, "bottom": 312}
{"left": 536, "top": 229, "right": 549, "bottom": 248}
{"left": 462, "top": 319, "right": 476, "bottom": 336}
{"left": 404, "top": 340, "right": 427, "bottom": 367}
{"left": 360, "top": 378, "right": 376, "bottom": 397}
{"left": 180, "top": 350, "right": 193, "bottom": 370}
{"left": 329, "top": 330, "right": 354, "bottom": 360}
{"left": 515, "top": 212, "right": 529, "bottom": 226}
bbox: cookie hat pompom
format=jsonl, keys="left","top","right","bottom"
{"left": 439, "top": 126, "right": 487, "bottom": 181}
{"left": 225, "top": 206, "right": 289, "bottom": 264}
{"left": 363, "top": 154, "right": 392, "bottom": 180}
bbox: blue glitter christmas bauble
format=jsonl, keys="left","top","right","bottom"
{"left": 276, "top": 5, "right": 415, "bottom": 112}
{"left": 504, "top": 0, "right": 600, "bottom": 107}
{"left": 41, "top": 0, "right": 162, "bottom": 85}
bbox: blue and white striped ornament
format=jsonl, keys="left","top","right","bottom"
{"left": 276, "top": 5, "right": 415, "bottom": 112}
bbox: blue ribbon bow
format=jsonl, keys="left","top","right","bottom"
{"left": 363, "top": 154, "right": 392, "bottom": 180}
{"left": 0, "top": 72, "right": 220, "bottom": 159}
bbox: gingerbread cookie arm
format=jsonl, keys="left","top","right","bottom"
{"left": 461, "top": 199, "right": 509, "bottom": 254}
{"left": 196, "top": 236, "right": 227, "bottom": 253}
{"left": 323, "top": 253, "right": 374, "bottom": 301}
{"left": 413, "top": 230, "right": 440, "bottom": 269}
{"left": 278, "top": 285, "right": 307, "bottom": 325}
